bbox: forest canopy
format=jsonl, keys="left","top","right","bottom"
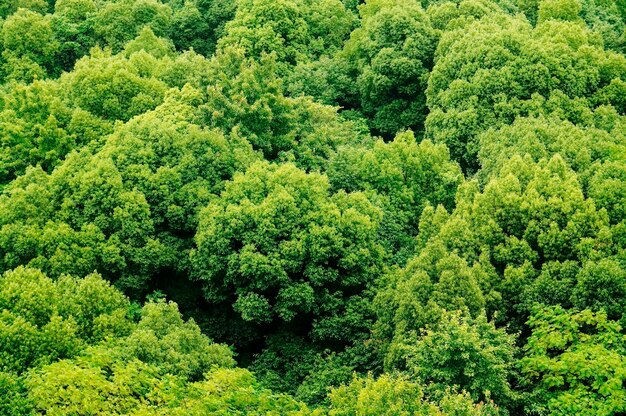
{"left": 1, "top": 0, "right": 625, "bottom": 414}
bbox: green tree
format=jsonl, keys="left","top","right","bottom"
{"left": 426, "top": 11, "right": 626, "bottom": 171}
{"left": 168, "top": 0, "right": 237, "bottom": 56}
{"left": 51, "top": 0, "right": 97, "bottom": 72}
{"left": 0, "top": 266, "right": 131, "bottom": 373}
{"left": 520, "top": 306, "right": 626, "bottom": 415}
{"left": 201, "top": 47, "right": 367, "bottom": 170}
{"left": 328, "top": 373, "right": 501, "bottom": 415}
{"left": 291, "top": 0, "right": 438, "bottom": 137}
{"left": 1, "top": 9, "right": 59, "bottom": 80}
{"left": 406, "top": 311, "right": 517, "bottom": 406}
{"left": 217, "top": 0, "right": 354, "bottom": 73}
{"left": 0, "top": 94, "right": 256, "bottom": 295}
{"left": 191, "top": 161, "right": 385, "bottom": 346}
{"left": 61, "top": 48, "right": 169, "bottom": 122}
{"left": 0, "top": 372, "right": 31, "bottom": 416}
{"left": 327, "top": 131, "right": 463, "bottom": 263}
{"left": 26, "top": 300, "right": 237, "bottom": 415}
{"left": 91, "top": 0, "right": 172, "bottom": 53}
{"left": 0, "top": 78, "right": 112, "bottom": 186}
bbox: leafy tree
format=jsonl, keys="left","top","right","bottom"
{"left": 217, "top": 0, "right": 354, "bottom": 73}
{"left": 405, "top": 311, "right": 517, "bottom": 406}
{"left": 0, "top": 94, "right": 256, "bottom": 294}
{"left": 518, "top": 0, "right": 625, "bottom": 52}
{"left": 328, "top": 373, "right": 501, "bottom": 415}
{"left": 327, "top": 131, "right": 463, "bottom": 263}
{"left": 0, "top": 266, "right": 264, "bottom": 416}
{"left": 291, "top": 0, "right": 437, "bottom": 137}
{"left": 1, "top": 9, "right": 59, "bottom": 80}
{"left": 476, "top": 113, "right": 626, "bottom": 185}
{"left": 0, "top": 0, "right": 48, "bottom": 18}
{"left": 0, "top": 372, "right": 31, "bottom": 416}
{"left": 379, "top": 154, "right": 614, "bottom": 346}
{"left": 373, "top": 245, "right": 490, "bottom": 369}
{"left": 538, "top": 0, "right": 582, "bottom": 22}
{"left": 520, "top": 306, "right": 626, "bottom": 415}
{"left": 426, "top": 11, "right": 626, "bottom": 170}
{"left": 91, "top": 0, "right": 173, "bottom": 53}
{"left": 61, "top": 48, "right": 169, "bottom": 122}
{"left": 0, "top": 79, "right": 112, "bottom": 186}
{"left": 201, "top": 47, "right": 367, "bottom": 170}
{"left": 425, "top": 0, "right": 517, "bottom": 31}
{"left": 168, "top": 0, "right": 237, "bottom": 56}
{"left": 343, "top": 0, "right": 437, "bottom": 136}
{"left": 191, "top": 161, "right": 385, "bottom": 346}
{"left": 0, "top": 266, "right": 131, "bottom": 373}
{"left": 51, "top": 0, "right": 97, "bottom": 72}
{"left": 26, "top": 300, "right": 237, "bottom": 415}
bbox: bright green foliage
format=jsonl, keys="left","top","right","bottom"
{"left": 425, "top": 0, "right": 516, "bottom": 31}
{"left": 477, "top": 113, "right": 626, "bottom": 184}
{"left": 0, "top": 95, "right": 256, "bottom": 293}
{"left": 0, "top": 0, "right": 625, "bottom": 413}
{"left": 123, "top": 27, "right": 176, "bottom": 59}
{"left": 518, "top": 0, "right": 625, "bottom": 52}
{"left": 0, "top": 266, "right": 131, "bottom": 373}
{"left": 135, "top": 367, "right": 312, "bottom": 415}
{"left": 1, "top": 9, "right": 59, "bottom": 80}
{"left": 6, "top": 287, "right": 306, "bottom": 415}
{"left": 376, "top": 154, "right": 615, "bottom": 359}
{"left": 218, "top": 0, "right": 354, "bottom": 72}
{"left": 61, "top": 48, "right": 169, "bottom": 121}
{"left": 0, "top": 79, "right": 106, "bottom": 185}
{"left": 0, "top": 266, "right": 251, "bottom": 415}
{"left": 328, "top": 131, "right": 463, "bottom": 263}
{"left": 538, "top": 0, "right": 582, "bottom": 22}
{"left": 192, "top": 161, "right": 384, "bottom": 343}
{"left": 520, "top": 306, "right": 626, "bottom": 415}
{"left": 426, "top": 11, "right": 626, "bottom": 170}
{"left": 26, "top": 300, "right": 238, "bottom": 415}
{"left": 570, "top": 259, "right": 626, "bottom": 320}
{"left": 113, "top": 300, "right": 236, "bottom": 379}
{"left": 201, "top": 47, "right": 366, "bottom": 170}
{"left": 405, "top": 312, "right": 516, "bottom": 406}
{"left": 328, "top": 373, "right": 501, "bottom": 415}
{"left": 328, "top": 374, "right": 436, "bottom": 415}
{"left": 374, "top": 248, "right": 488, "bottom": 368}
{"left": 91, "top": 0, "right": 172, "bottom": 53}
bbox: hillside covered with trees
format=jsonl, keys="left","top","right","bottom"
{"left": 0, "top": 0, "right": 626, "bottom": 414}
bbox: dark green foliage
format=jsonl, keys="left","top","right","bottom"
{"left": 290, "top": 0, "right": 438, "bottom": 137}
{"left": 169, "top": 0, "right": 236, "bottom": 56}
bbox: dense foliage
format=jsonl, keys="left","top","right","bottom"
{"left": 1, "top": 0, "right": 625, "bottom": 414}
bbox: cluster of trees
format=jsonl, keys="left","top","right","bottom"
{"left": 1, "top": 0, "right": 625, "bottom": 414}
